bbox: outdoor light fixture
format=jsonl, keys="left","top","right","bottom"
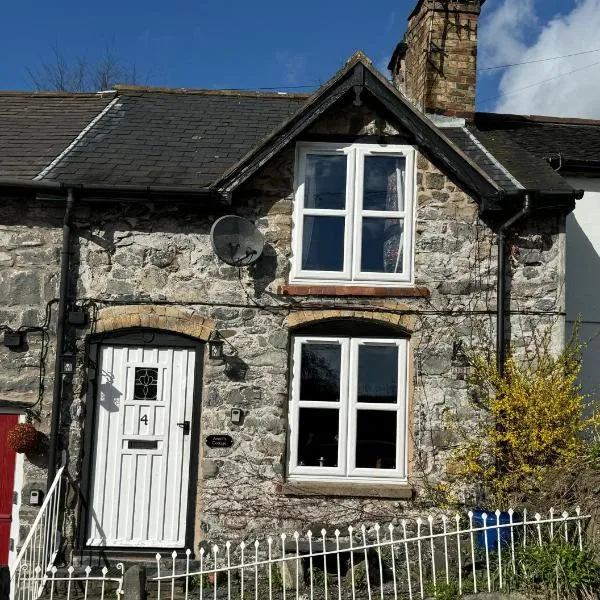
{"left": 208, "top": 332, "right": 225, "bottom": 361}
{"left": 68, "top": 309, "right": 88, "bottom": 327}
{"left": 3, "top": 331, "right": 23, "bottom": 349}
{"left": 60, "top": 351, "right": 77, "bottom": 376}
{"left": 451, "top": 341, "right": 469, "bottom": 380}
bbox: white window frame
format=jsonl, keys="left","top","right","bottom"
{"left": 291, "top": 142, "right": 415, "bottom": 286}
{"left": 287, "top": 335, "right": 409, "bottom": 483}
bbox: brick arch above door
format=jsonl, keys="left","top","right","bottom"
{"left": 94, "top": 305, "right": 216, "bottom": 341}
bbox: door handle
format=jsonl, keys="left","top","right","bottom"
{"left": 177, "top": 421, "right": 190, "bottom": 435}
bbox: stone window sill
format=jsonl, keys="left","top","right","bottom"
{"left": 278, "top": 284, "right": 430, "bottom": 298}
{"left": 279, "top": 480, "right": 415, "bottom": 500}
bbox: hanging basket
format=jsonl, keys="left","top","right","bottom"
{"left": 6, "top": 422, "right": 39, "bottom": 453}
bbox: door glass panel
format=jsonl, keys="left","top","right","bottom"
{"left": 361, "top": 217, "right": 404, "bottom": 273}
{"left": 357, "top": 345, "right": 398, "bottom": 403}
{"left": 133, "top": 367, "right": 158, "bottom": 400}
{"left": 302, "top": 216, "right": 345, "bottom": 271}
{"left": 300, "top": 343, "right": 341, "bottom": 402}
{"left": 305, "top": 154, "right": 347, "bottom": 209}
{"left": 298, "top": 408, "right": 339, "bottom": 467}
{"left": 355, "top": 410, "right": 397, "bottom": 469}
{"left": 363, "top": 156, "right": 406, "bottom": 211}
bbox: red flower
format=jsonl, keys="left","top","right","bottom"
{"left": 7, "top": 422, "right": 38, "bottom": 453}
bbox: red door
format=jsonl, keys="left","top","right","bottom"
{"left": 0, "top": 415, "right": 18, "bottom": 566}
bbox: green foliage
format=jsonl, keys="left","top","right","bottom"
{"left": 515, "top": 539, "right": 600, "bottom": 599}
{"left": 424, "top": 579, "right": 463, "bottom": 600}
{"left": 309, "top": 566, "right": 337, "bottom": 588}
{"left": 423, "top": 541, "right": 600, "bottom": 599}
{"left": 270, "top": 563, "right": 284, "bottom": 590}
{"left": 447, "top": 330, "right": 600, "bottom": 507}
{"left": 343, "top": 560, "right": 368, "bottom": 590}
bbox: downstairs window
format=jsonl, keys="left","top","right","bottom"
{"left": 287, "top": 334, "right": 409, "bottom": 482}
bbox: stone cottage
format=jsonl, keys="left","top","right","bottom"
{"left": 0, "top": 0, "right": 590, "bottom": 565}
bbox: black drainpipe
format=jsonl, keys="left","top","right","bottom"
{"left": 496, "top": 193, "right": 533, "bottom": 374}
{"left": 47, "top": 188, "right": 76, "bottom": 488}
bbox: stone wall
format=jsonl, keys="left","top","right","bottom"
{"left": 0, "top": 101, "right": 566, "bottom": 554}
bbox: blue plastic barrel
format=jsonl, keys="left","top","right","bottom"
{"left": 471, "top": 510, "right": 517, "bottom": 549}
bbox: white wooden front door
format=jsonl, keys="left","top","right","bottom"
{"left": 87, "top": 344, "right": 196, "bottom": 548}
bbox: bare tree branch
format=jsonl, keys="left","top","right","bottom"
{"left": 27, "top": 42, "right": 138, "bottom": 92}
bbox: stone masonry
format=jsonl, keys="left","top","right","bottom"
{"left": 0, "top": 96, "right": 565, "bottom": 555}
{"left": 391, "top": 0, "right": 482, "bottom": 115}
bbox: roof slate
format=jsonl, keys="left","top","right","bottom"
{"left": 442, "top": 127, "right": 521, "bottom": 192}
{"left": 462, "top": 126, "right": 574, "bottom": 193}
{"left": 473, "top": 113, "right": 600, "bottom": 167}
{"left": 0, "top": 92, "right": 115, "bottom": 179}
{"left": 0, "top": 81, "right": 592, "bottom": 202}
{"left": 43, "top": 90, "right": 308, "bottom": 187}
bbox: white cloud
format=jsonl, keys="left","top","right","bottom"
{"left": 385, "top": 11, "right": 396, "bottom": 33}
{"left": 482, "top": 0, "right": 600, "bottom": 117}
{"left": 479, "top": 0, "right": 538, "bottom": 68}
{"left": 274, "top": 51, "right": 307, "bottom": 86}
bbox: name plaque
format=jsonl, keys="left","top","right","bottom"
{"left": 206, "top": 434, "right": 233, "bottom": 448}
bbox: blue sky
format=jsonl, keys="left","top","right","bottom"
{"left": 1, "top": 0, "right": 598, "bottom": 117}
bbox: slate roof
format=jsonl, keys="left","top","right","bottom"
{"left": 43, "top": 88, "right": 308, "bottom": 187}
{"left": 471, "top": 113, "right": 600, "bottom": 170}
{"left": 0, "top": 74, "right": 593, "bottom": 206}
{"left": 444, "top": 124, "right": 576, "bottom": 194}
{"left": 0, "top": 92, "right": 115, "bottom": 179}
{"left": 442, "top": 127, "right": 521, "bottom": 193}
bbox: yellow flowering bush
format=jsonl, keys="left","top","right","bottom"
{"left": 450, "top": 335, "right": 600, "bottom": 507}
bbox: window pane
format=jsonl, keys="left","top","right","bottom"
{"left": 300, "top": 343, "right": 341, "bottom": 402}
{"left": 133, "top": 367, "right": 158, "bottom": 401}
{"left": 355, "top": 410, "right": 397, "bottom": 469}
{"left": 302, "top": 216, "right": 345, "bottom": 271}
{"left": 298, "top": 408, "right": 339, "bottom": 467}
{"left": 361, "top": 218, "right": 404, "bottom": 273}
{"left": 305, "top": 155, "right": 347, "bottom": 210}
{"left": 357, "top": 345, "right": 398, "bottom": 403}
{"left": 363, "top": 156, "right": 406, "bottom": 211}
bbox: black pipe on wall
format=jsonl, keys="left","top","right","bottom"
{"left": 47, "top": 189, "right": 76, "bottom": 488}
{"left": 496, "top": 194, "right": 532, "bottom": 374}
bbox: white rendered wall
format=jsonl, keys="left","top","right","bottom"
{"left": 566, "top": 177, "right": 600, "bottom": 397}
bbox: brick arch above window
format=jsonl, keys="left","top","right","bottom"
{"left": 94, "top": 305, "right": 216, "bottom": 341}
{"left": 286, "top": 307, "right": 415, "bottom": 334}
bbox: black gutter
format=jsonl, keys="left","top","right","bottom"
{"left": 554, "top": 158, "right": 600, "bottom": 175}
{"left": 47, "top": 189, "right": 75, "bottom": 488}
{"left": 0, "top": 178, "right": 219, "bottom": 201}
{"left": 496, "top": 193, "right": 533, "bottom": 374}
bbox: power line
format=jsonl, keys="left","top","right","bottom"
{"left": 222, "top": 47, "right": 600, "bottom": 91}
{"left": 478, "top": 47, "right": 600, "bottom": 72}
{"left": 219, "top": 84, "right": 317, "bottom": 91}
{"left": 479, "top": 58, "right": 600, "bottom": 107}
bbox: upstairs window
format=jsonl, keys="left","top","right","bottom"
{"left": 292, "top": 143, "right": 415, "bottom": 285}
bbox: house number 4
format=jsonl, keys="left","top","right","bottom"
{"left": 140, "top": 414, "right": 148, "bottom": 425}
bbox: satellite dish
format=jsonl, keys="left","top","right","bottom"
{"left": 210, "top": 215, "right": 265, "bottom": 266}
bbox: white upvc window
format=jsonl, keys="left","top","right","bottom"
{"left": 288, "top": 335, "right": 409, "bottom": 482}
{"left": 291, "top": 142, "right": 415, "bottom": 285}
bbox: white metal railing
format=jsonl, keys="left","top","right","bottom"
{"left": 13, "top": 564, "right": 124, "bottom": 600}
{"left": 11, "top": 466, "right": 64, "bottom": 600}
{"left": 153, "top": 508, "right": 588, "bottom": 600}
{"left": 42, "top": 565, "right": 124, "bottom": 600}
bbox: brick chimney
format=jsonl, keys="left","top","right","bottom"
{"left": 389, "top": 0, "right": 484, "bottom": 117}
